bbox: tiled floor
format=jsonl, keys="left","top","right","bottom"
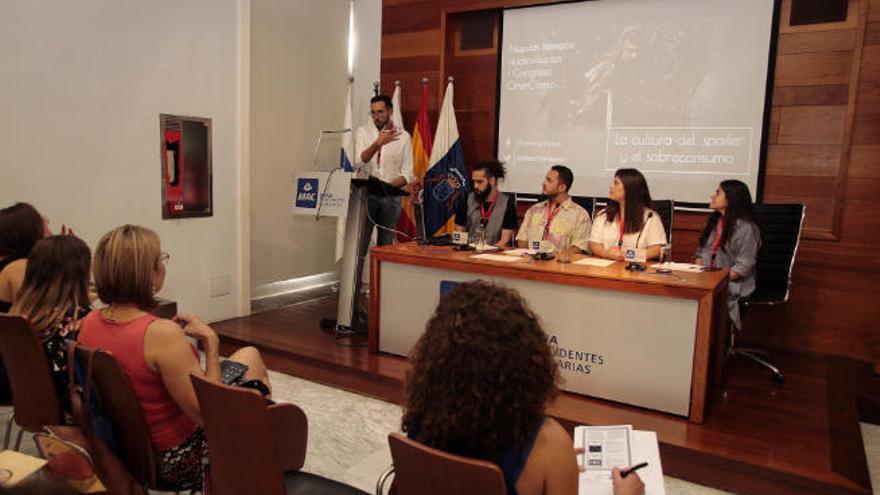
{"left": 3, "top": 368, "right": 877, "bottom": 494}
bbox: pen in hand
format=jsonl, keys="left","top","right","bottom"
{"left": 620, "top": 462, "right": 648, "bottom": 478}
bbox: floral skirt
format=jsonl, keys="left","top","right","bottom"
{"left": 154, "top": 428, "right": 208, "bottom": 491}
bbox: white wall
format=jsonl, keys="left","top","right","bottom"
{"left": 0, "top": 0, "right": 248, "bottom": 321}
{"left": 353, "top": 0, "right": 383, "bottom": 131}
{"left": 249, "top": 0, "right": 366, "bottom": 288}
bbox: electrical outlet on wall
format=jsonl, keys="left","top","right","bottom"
{"left": 210, "top": 274, "right": 231, "bottom": 297}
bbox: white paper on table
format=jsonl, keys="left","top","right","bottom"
{"left": 574, "top": 257, "right": 616, "bottom": 268}
{"left": 574, "top": 427, "right": 665, "bottom": 495}
{"left": 502, "top": 248, "right": 529, "bottom": 256}
{"left": 470, "top": 253, "right": 526, "bottom": 263}
{"left": 649, "top": 262, "right": 703, "bottom": 272}
{"left": 474, "top": 243, "right": 502, "bottom": 252}
{"left": 0, "top": 449, "right": 48, "bottom": 486}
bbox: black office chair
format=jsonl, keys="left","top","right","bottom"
{"left": 731, "top": 203, "right": 805, "bottom": 383}
{"left": 592, "top": 197, "right": 610, "bottom": 220}
{"left": 652, "top": 200, "right": 674, "bottom": 244}
{"left": 571, "top": 196, "right": 595, "bottom": 218}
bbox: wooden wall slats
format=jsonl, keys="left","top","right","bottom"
{"left": 865, "top": 21, "right": 880, "bottom": 43}
{"left": 849, "top": 143, "right": 880, "bottom": 176}
{"left": 769, "top": 108, "right": 781, "bottom": 144}
{"left": 859, "top": 44, "right": 880, "bottom": 80}
{"left": 777, "top": 106, "right": 847, "bottom": 144}
{"left": 871, "top": 0, "right": 880, "bottom": 21}
{"left": 382, "top": 2, "right": 441, "bottom": 34}
{"left": 766, "top": 144, "right": 841, "bottom": 175}
{"left": 775, "top": 51, "right": 853, "bottom": 86}
{"left": 382, "top": 29, "right": 442, "bottom": 58}
{"left": 763, "top": 175, "right": 840, "bottom": 196}
{"left": 777, "top": 29, "right": 856, "bottom": 54}
{"left": 382, "top": 55, "right": 441, "bottom": 74}
{"left": 852, "top": 101, "right": 880, "bottom": 142}
{"left": 845, "top": 176, "right": 880, "bottom": 200}
{"left": 772, "top": 85, "right": 850, "bottom": 106}
{"left": 841, "top": 200, "right": 880, "bottom": 243}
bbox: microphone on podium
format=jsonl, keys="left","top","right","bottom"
{"left": 625, "top": 212, "right": 653, "bottom": 272}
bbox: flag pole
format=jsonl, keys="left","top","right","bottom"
{"left": 418, "top": 77, "right": 429, "bottom": 240}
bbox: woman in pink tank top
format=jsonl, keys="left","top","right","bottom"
{"left": 79, "top": 225, "right": 271, "bottom": 491}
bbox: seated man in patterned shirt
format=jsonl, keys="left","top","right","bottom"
{"left": 515, "top": 165, "right": 592, "bottom": 254}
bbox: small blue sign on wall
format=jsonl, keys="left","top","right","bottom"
{"left": 295, "top": 178, "right": 319, "bottom": 208}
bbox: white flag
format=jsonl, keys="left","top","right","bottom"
{"left": 391, "top": 81, "right": 404, "bottom": 130}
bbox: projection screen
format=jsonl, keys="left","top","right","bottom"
{"left": 497, "top": 0, "right": 776, "bottom": 203}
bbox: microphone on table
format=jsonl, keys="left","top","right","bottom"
{"left": 625, "top": 212, "right": 653, "bottom": 272}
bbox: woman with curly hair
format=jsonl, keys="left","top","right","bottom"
{"left": 402, "top": 280, "right": 643, "bottom": 495}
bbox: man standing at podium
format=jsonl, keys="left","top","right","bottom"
{"left": 355, "top": 94, "right": 414, "bottom": 248}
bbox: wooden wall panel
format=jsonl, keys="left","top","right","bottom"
{"left": 777, "top": 106, "right": 847, "bottom": 144}
{"left": 777, "top": 29, "right": 856, "bottom": 54}
{"left": 775, "top": 51, "right": 853, "bottom": 86}
{"left": 381, "top": 0, "right": 879, "bottom": 362}
{"left": 766, "top": 144, "right": 841, "bottom": 175}
{"left": 772, "top": 84, "right": 850, "bottom": 106}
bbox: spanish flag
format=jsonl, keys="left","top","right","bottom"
{"left": 397, "top": 80, "right": 433, "bottom": 241}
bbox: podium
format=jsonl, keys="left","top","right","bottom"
{"left": 336, "top": 176, "right": 410, "bottom": 330}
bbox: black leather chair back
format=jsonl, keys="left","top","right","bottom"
{"left": 592, "top": 197, "right": 610, "bottom": 220}
{"left": 748, "top": 204, "right": 805, "bottom": 305}
{"left": 653, "top": 200, "right": 674, "bottom": 244}
{"left": 571, "top": 196, "right": 595, "bottom": 218}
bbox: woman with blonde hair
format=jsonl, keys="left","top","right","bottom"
{"left": 10, "top": 235, "right": 92, "bottom": 406}
{"left": 78, "top": 225, "right": 271, "bottom": 490}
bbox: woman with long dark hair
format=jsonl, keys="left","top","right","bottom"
{"left": 403, "top": 281, "right": 644, "bottom": 495}
{"left": 0, "top": 203, "right": 49, "bottom": 313}
{"left": 11, "top": 236, "right": 92, "bottom": 406}
{"left": 694, "top": 180, "right": 761, "bottom": 330}
{"left": 589, "top": 169, "right": 666, "bottom": 260}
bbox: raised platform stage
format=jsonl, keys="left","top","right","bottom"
{"left": 213, "top": 295, "right": 876, "bottom": 495}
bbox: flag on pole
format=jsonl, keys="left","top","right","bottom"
{"left": 390, "top": 81, "right": 418, "bottom": 241}
{"left": 423, "top": 78, "right": 468, "bottom": 237}
{"left": 408, "top": 80, "right": 433, "bottom": 240}
{"left": 335, "top": 79, "right": 354, "bottom": 261}
{"left": 391, "top": 80, "right": 404, "bottom": 130}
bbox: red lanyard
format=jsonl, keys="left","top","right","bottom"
{"left": 543, "top": 202, "right": 562, "bottom": 240}
{"left": 710, "top": 218, "right": 723, "bottom": 268}
{"left": 618, "top": 216, "right": 625, "bottom": 247}
{"left": 711, "top": 218, "right": 724, "bottom": 254}
{"left": 480, "top": 193, "right": 499, "bottom": 222}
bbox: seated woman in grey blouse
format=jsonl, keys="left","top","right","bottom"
{"left": 694, "top": 180, "right": 761, "bottom": 330}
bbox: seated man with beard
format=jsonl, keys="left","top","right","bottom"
{"left": 454, "top": 160, "right": 519, "bottom": 248}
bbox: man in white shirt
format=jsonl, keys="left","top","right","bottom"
{"left": 354, "top": 94, "right": 414, "bottom": 249}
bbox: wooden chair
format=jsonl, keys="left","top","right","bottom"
{"left": 378, "top": 432, "right": 507, "bottom": 495}
{"left": 190, "top": 374, "right": 368, "bottom": 495}
{"left": 0, "top": 315, "right": 63, "bottom": 450}
{"left": 72, "top": 345, "right": 168, "bottom": 490}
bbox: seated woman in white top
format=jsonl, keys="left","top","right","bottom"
{"left": 589, "top": 168, "right": 667, "bottom": 260}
